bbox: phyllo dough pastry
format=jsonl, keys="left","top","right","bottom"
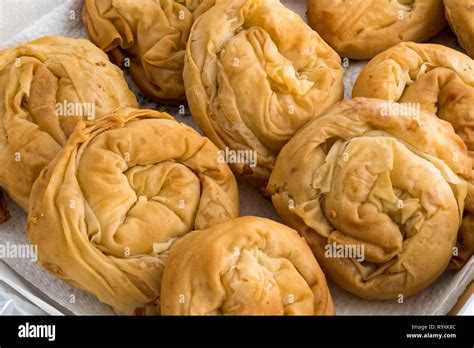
{"left": 444, "top": 0, "right": 474, "bottom": 58}
{"left": 454, "top": 207, "right": 474, "bottom": 268}
{"left": 184, "top": 0, "right": 344, "bottom": 183}
{"left": 161, "top": 216, "right": 334, "bottom": 315}
{"left": 27, "top": 108, "right": 239, "bottom": 315}
{"left": 353, "top": 42, "right": 474, "bottom": 268}
{"left": 267, "top": 98, "right": 471, "bottom": 300}
{"left": 0, "top": 36, "right": 137, "bottom": 211}
{"left": 307, "top": 0, "right": 447, "bottom": 59}
{"left": 83, "top": 0, "right": 216, "bottom": 103}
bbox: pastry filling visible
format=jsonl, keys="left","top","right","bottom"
{"left": 219, "top": 246, "right": 315, "bottom": 315}
{"left": 289, "top": 134, "right": 465, "bottom": 277}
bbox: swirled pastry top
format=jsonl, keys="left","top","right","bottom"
{"left": 83, "top": 0, "right": 216, "bottom": 103}
{"left": 267, "top": 98, "right": 471, "bottom": 300}
{"left": 27, "top": 108, "right": 239, "bottom": 315}
{"left": 307, "top": 0, "right": 447, "bottom": 59}
{"left": 352, "top": 42, "right": 474, "bottom": 268}
{"left": 444, "top": 0, "right": 474, "bottom": 58}
{"left": 353, "top": 43, "right": 474, "bottom": 152}
{"left": 161, "top": 216, "right": 334, "bottom": 315}
{"left": 0, "top": 36, "right": 137, "bottom": 210}
{"left": 184, "top": 0, "right": 344, "bottom": 183}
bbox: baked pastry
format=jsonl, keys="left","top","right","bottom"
{"left": 451, "top": 178, "right": 474, "bottom": 268}
{"left": 353, "top": 43, "right": 473, "bottom": 146}
{"left": 267, "top": 98, "right": 471, "bottom": 300}
{"left": 0, "top": 36, "right": 137, "bottom": 211}
{"left": 451, "top": 213, "right": 474, "bottom": 268}
{"left": 444, "top": 0, "right": 474, "bottom": 58}
{"left": 353, "top": 42, "right": 474, "bottom": 268}
{"left": 83, "top": 0, "right": 216, "bottom": 103}
{"left": 161, "top": 216, "right": 334, "bottom": 315}
{"left": 456, "top": 187, "right": 474, "bottom": 268}
{"left": 307, "top": 0, "right": 447, "bottom": 59}
{"left": 184, "top": 0, "right": 344, "bottom": 183}
{"left": 27, "top": 108, "right": 239, "bottom": 315}
{"left": 0, "top": 192, "right": 10, "bottom": 224}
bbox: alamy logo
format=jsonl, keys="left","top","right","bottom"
{"left": 18, "top": 323, "right": 55, "bottom": 341}
{"left": 324, "top": 242, "right": 365, "bottom": 262}
{"left": 55, "top": 101, "right": 96, "bottom": 120}
{"left": 380, "top": 101, "right": 420, "bottom": 118}
{"left": 217, "top": 147, "right": 257, "bottom": 168}
{"left": 0, "top": 242, "right": 37, "bottom": 262}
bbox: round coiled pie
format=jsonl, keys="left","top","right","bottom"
{"left": 0, "top": 36, "right": 137, "bottom": 211}
{"left": 27, "top": 108, "right": 239, "bottom": 315}
{"left": 161, "top": 216, "right": 334, "bottom": 315}
{"left": 353, "top": 42, "right": 474, "bottom": 268}
{"left": 184, "top": 0, "right": 344, "bottom": 183}
{"left": 307, "top": 0, "right": 447, "bottom": 59}
{"left": 267, "top": 98, "right": 471, "bottom": 300}
{"left": 444, "top": 0, "right": 474, "bottom": 58}
{"left": 83, "top": 0, "right": 216, "bottom": 103}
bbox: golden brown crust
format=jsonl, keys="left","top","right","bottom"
{"left": 184, "top": 0, "right": 344, "bottom": 183}
{"left": 451, "top": 176, "right": 474, "bottom": 269}
{"left": 308, "top": 0, "right": 447, "bottom": 59}
{"left": 451, "top": 214, "right": 474, "bottom": 269}
{"left": 353, "top": 42, "right": 474, "bottom": 268}
{"left": 161, "top": 216, "right": 334, "bottom": 315}
{"left": 27, "top": 108, "right": 239, "bottom": 315}
{"left": 444, "top": 0, "right": 474, "bottom": 58}
{"left": 0, "top": 36, "right": 137, "bottom": 211}
{"left": 353, "top": 43, "right": 473, "bottom": 150}
{"left": 82, "top": 0, "right": 216, "bottom": 103}
{"left": 0, "top": 191, "right": 10, "bottom": 225}
{"left": 267, "top": 98, "right": 471, "bottom": 300}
